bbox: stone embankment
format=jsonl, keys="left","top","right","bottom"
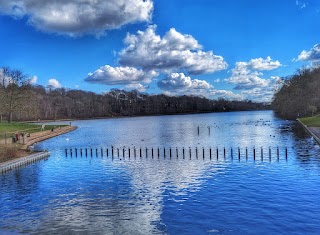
{"left": 0, "top": 151, "right": 50, "bottom": 174}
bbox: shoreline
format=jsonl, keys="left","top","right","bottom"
{"left": 297, "top": 119, "right": 320, "bottom": 144}
{"left": 24, "top": 109, "right": 272, "bottom": 123}
{"left": 0, "top": 125, "right": 77, "bottom": 165}
{"left": 0, "top": 151, "right": 50, "bottom": 174}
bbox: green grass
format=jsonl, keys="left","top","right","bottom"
{"left": 299, "top": 116, "right": 320, "bottom": 127}
{"left": 0, "top": 122, "right": 67, "bottom": 135}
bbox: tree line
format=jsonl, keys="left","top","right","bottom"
{"left": 272, "top": 66, "right": 320, "bottom": 119}
{"left": 0, "top": 66, "right": 267, "bottom": 122}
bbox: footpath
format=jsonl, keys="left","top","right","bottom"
{"left": 0, "top": 126, "right": 77, "bottom": 147}
{"left": 24, "top": 125, "right": 77, "bottom": 147}
{"left": 297, "top": 119, "right": 320, "bottom": 144}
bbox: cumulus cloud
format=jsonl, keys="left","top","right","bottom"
{"left": 158, "top": 73, "right": 213, "bottom": 91}
{"left": 29, "top": 75, "right": 37, "bottom": 84}
{"left": 0, "top": 0, "right": 154, "bottom": 36}
{"left": 85, "top": 65, "right": 158, "bottom": 85}
{"left": 225, "top": 62, "right": 268, "bottom": 90}
{"left": 124, "top": 83, "right": 148, "bottom": 92}
{"left": 297, "top": 44, "right": 320, "bottom": 62}
{"left": 225, "top": 57, "right": 281, "bottom": 90}
{"left": 246, "top": 56, "right": 281, "bottom": 70}
{"left": 119, "top": 25, "right": 227, "bottom": 75}
{"left": 47, "top": 78, "right": 62, "bottom": 88}
{"left": 210, "top": 89, "right": 243, "bottom": 100}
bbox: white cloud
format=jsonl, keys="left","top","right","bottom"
{"left": 223, "top": 57, "right": 282, "bottom": 102}
{"left": 210, "top": 89, "right": 243, "bottom": 100}
{"left": 85, "top": 65, "right": 158, "bottom": 85}
{"left": 29, "top": 75, "right": 37, "bottom": 84}
{"left": 119, "top": 25, "right": 228, "bottom": 75}
{"left": 225, "top": 57, "right": 281, "bottom": 90}
{"left": 0, "top": 0, "right": 153, "bottom": 36}
{"left": 47, "top": 78, "right": 61, "bottom": 88}
{"left": 225, "top": 62, "right": 269, "bottom": 90}
{"left": 297, "top": 44, "right": 320, "bottom": 62}
{"left": 246, "top": 56, "right": 281, "bottom": 71}
{"left": 158, "top": 72, "right": 213, "bottom": 91}
{"left": 124, "top": 83, "right": 148, "bottom": 92}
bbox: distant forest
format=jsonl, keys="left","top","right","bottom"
{"left": 272, "top": 66, "right": 320, "bottom": 119}
{"left": 0, "top": 67, "right": 267, "bottom": 122}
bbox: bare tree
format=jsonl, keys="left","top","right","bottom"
{"left": 0, "top": 67, "right": 31, "bottom": 122}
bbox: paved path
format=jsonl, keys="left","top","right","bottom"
{"left": 308, "top": 127, "right": 320, "bottom": 144}
{"left": 25, "top": 126, "right": 77, "bottom": 146}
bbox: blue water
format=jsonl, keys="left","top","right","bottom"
{"left": 1, "top": 111, "right": 320, "bottom": 234}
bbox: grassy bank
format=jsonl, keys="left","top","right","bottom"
{"left": 299, "top": 116, "right": 320, "bottom": 127}
{"left": 0, "top": 122, "right": 67, "bottom": 162}
{"left": 0, "top": 122, "right": 67, "bottom": 136}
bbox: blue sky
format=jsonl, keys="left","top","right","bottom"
{"left": 0, "top": 0, "right": 320, "bottom": 102}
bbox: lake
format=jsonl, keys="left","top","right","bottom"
{"left": 1, "top": 111, "right": 320, "bottom": 234}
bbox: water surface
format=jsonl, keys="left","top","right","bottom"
{"left": 1, "top": 111, "right": 320, "bottom": 234}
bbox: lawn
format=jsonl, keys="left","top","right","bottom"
{"left": 299, "top": 116, "right": 320, "bottom": 127}
{"left": 0, "top": 122, "right": 67, "bottom": 136}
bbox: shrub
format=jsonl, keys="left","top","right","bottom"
{"left": 0, "top": 146, "right": 18, "bottom": 162}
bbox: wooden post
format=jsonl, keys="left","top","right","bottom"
{"left": 164, "top": 147, "right": 166, "bottom": 158}
{"left": 117, "top": 148, "right": 119, "bottom": 157}
{"left": 277, "top": 147, "right": 279, "bottom": 159}
{"left": 224, "top": 147, "right": 226, "bottom": 158}
{"left": 80, "top": 148, "right": 83, "bottom": 157}
{"left": 183, "top": 147, "right": 185, "bottom": 159}
{"left": 140, "top": 148, "right": 142, "bottom": 158}
{"left": 253, "top": 147, "right": 256, "bottom": 161}
{"left": 231, "top": 147, "right": 233, "bottom": 159}
{"left": 245, "top": 147, "right": 248, "bottom": 160}
{"left": 107, "top": 148, "right": 109, "bottom": 157}
{"left": 112, "top": 147, "right": 114, "bottom": 157}
{"left": 86, "top": 148, "right": 88, "bottom": 157}
{"left": 134, "top": 147, "right": 136, "bottom": 158}
{"left": 202, "top": 147, "right": 205, "bottom": 159}
{"left": 152, "top": 148, "right": 154, "bottom": 158}
{"left": 75, "top": 148, "right": 78, "bottom": 157}
{"left": 189, "top": 147, "right": 192, "bottom": 159}
{"left": 129, "top": 148, "right": 131, "bottom": 158}
{"left": 70, "top": 148, "right": 73, "bottom": 157}
{"left": 210, "top": 147, "right": 212, "bottom": 159}
{"left": 158, "top": 147, "right": 160, "bottom": 158}
{"left": 216, "top": 148, "right": 219, "bottom": 159}
{"left": 238, "top": 147, "right": 240, "bottom": 160}
{"left": 176, "top": 147, "right": 178, "bottom": 158}
{"left": 197, "top": 126, "right": 200, "bottom": 135}
{"left": 123, "top": 148, "right": 125, "bottom": 158}
{"left": 101, "top": 148, "right": 103, "bottom": 157}
{"left": 285, "top": 147, "right": 288, "bottom": 160}
{"left": 96, "top": 148, "right": 98, "bottom": 157}
{"left": 65, "top": 148, "right": 67, "bottom": 157}
{"left": 146, "top": 148, "right": 148, "bottom": 158}
{"left": 5, "top": 133, "right": 7, "bottom": 145}
{"left": 170, "top": 147, "right": 172, "bottom": 158}
{"left": 196, "top": 147, "right": 198, "bottom": 158}
{"left": 261, "top": 147, "right": 263, "bottom": 161}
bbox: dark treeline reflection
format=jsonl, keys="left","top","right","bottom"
{"left": 3, "top": 86, "right": 267, "bottom": 121}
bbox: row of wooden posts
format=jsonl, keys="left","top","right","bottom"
{"left": 64, "top": 146, "right": 288, "bottom": 160}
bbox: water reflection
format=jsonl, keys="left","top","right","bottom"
{"left": 2, "top": 111, "right": 320, "bottom": 234}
